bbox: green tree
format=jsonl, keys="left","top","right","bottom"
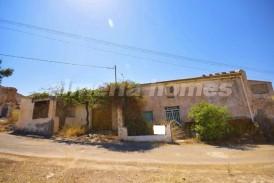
{"left": 102, "top": 81, "right": 152, "bottom": 135}
{"left": 188, "top": 102, "right": 231, "bottom": 141}
{"left": 56, "top": 91, "right": 78, "bottom": 130}
{"left": 0, "top": 60, "right": 14, "bottom": 85}
{"left": 73, "top": 88, "right": 106, "bottom": 130}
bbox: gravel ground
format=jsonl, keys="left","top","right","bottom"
{"left": 0, "top": 153, "right": 274, "bottom": 183}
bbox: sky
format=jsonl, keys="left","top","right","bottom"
{"left": 0, "top": 0, "right": 273, "bottom": 95}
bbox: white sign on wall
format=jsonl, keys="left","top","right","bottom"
{"left": 153, "top": 125, "right": 166, "bottom": 135}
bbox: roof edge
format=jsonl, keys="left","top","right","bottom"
{"left": 141, "top": 70, "right": 245, "bottom": 86}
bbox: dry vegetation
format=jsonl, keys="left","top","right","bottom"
{"left": 0, "top": 153, "right": 273, "bottom": 183}
{"left": 0, "top": 109, "right": 19, "bottom": 132}
{"left": 0, "top": 120, "right": 12, "bottom": 132}
{"left": 8, "top": 109, "right": 20, "bottom": 123}
{"left": 58, "top": 124, "right": 86, "bottom": 137}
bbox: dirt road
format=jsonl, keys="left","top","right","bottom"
{"left": 0, "top": 153, "right": 274, "bottom": 183}
{"left": 0, "top": 133, "right": 274, "bottom": 182}
{"left": 0, "top": 133, "right": 274, "bottom": 165}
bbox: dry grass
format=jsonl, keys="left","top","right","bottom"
{"left": 0, "top": 119, "right": 13, "bottom": 132}
{"left": 176, "top": 138, "right": 201, "bottom": 144}
{"left": 0, "top": 109, "right": 19, "bottom": 132}
{"left": 1, "top": 153, "right": 274, "bottom": 183}
{"left": 8, "top": 109, "right": 20, "bottom": 123}
{"left": 58, "top": 124, "right": 86, "bottom": 137}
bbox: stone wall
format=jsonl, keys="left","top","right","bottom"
{"left": 118, "top": 125, "right": 172, "bottom": 142}
{"left": 248, "top": 80, "right": 274, "bottom": 119}
{"left": 140, "top": 71, "right": 253, "bottom": 123}
{"left": 0, "top": 87, "right": 17, "bottom": 105}
{"left": 92, "top": 105, "right": 112, "bottom": 131}
{"left": 17, "top": 98, "right": 96, "bottom": 135}
{"left": 16, "top": 98, "right": 59, "bottom": 136}
{"left": 0, "top": 86, "right": 20, "bottom": 118}
{"left": 64, "top": 105, "right": 88, "bottom": 127}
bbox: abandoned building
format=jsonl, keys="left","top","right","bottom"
{"left": 0, "top": 86, "right": 21, "bottom": 119}
{"left": 15, "top": 70, "right": 274, "bottom": 137}
{"left": 140, "top": 70, "right": 274, "bottom": 124}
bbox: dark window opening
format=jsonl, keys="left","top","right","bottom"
{"left": 1, "top": 104, "right": 9, "bottom": 118}
{"left": 32, "top": 100, "right": 50, "bottom": 119}
{"left": 165, "top": 106, "right": 181, "bottom": 122}
{"left": 166, "top": 86, "right": 175, "bottom": 98}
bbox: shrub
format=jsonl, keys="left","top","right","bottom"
{"left": 188, "top": 102, "right": 231, "bottom": 141}
{"left": 126, "top": 119, "right": 153, "bottom": 136}
{"left": 58, "top": 124, "right": 86, "bottom": 137}
{"left": 121, "top": 85, "right": 153, "bottom": 136}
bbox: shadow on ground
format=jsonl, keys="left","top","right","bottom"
{"left": 10, "top": 131, "right": 165, "bottom": 152}
{"left": 53, "top": 138, "right": 164, "bottom": 152}
{"left": 10, "top": 131, "right": 273, "bottom": 152}
{"left": 214, "top": 144, "right": 258, "bottom": 151}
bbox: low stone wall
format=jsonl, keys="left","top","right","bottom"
{"left": 118, "top": 125, "right": 172, "bottom": 142}
{"left": 15, "top": 118, "right": 54, "bottom": 137}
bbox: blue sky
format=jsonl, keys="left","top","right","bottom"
{"left": 0, "top": 0, "right": 273, "bottom": 95}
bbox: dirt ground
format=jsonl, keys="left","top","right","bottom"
{"left": 0, "top": 153, "right": 274, "bottom": 183}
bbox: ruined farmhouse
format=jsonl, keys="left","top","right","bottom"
{"left": 16, "top": 70, "right": 274, "bottom": 136}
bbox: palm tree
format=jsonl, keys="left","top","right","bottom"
{"left": 0, "top": 60, "right": 14, "bottom": 86}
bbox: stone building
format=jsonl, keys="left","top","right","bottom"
{"left": 0, "top": 86, "right": 21, "bottom": 119}
{"left": 16, "top": 97, "right": 90, "bottom": 136}
{"left": 16, "top": 97, "right": 111, "bottom": 136}
{"left": 16, "top": 70, "right": 274, "bottom": 137}
{"left": 140, "top": 70, "right": 274, "bottom": 124}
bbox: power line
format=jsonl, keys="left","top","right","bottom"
{"left": 1, "top": 18, "right": 273, "bottom": 74}
{"left": 0, "top": 25, "right": 214, "bottom": 72}
{"left": 0, "top": 25, "right": 68, "bottom": 43}
{"left": 0, "top": 53, "right": 114, "bottom": 70}
{"left": 2, "top": 27, "right": 274, "bottom": 76}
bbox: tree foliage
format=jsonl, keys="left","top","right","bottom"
{"left": 30, "top": 92, "right": 50, "bottom": 100}
{"left": 188, "top": 102, "right": 231, "bottom": 141}
{"left": 31, "top": 81, "right": 151, "bottom": 134}
{"left": 0, "top": 60, "right": 14, "bottom": 85}
{"left": 0, "top": 68, "right": 14, "bottom": 77}
{"left": 102, "top": 81, "right": 153, "bottom": 135}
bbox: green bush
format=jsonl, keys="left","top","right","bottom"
{"left": 126, "top": 119, "right": 153, "bottom": 136}
{"left": 188, "top": 102, "right": 231, "bottom": 141}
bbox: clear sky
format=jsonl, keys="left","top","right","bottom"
{"left": 0, "top": 0, "right": 273, "bottom": 95}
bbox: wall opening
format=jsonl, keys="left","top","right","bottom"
{"left": 32, "top": 100, "right": 50, "bottom": 119}
{"left": 165, "top": 106, "right": 181, "bottom": 122}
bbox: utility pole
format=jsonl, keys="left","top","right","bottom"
{"left": 0, "top": 60, "right": 2, "bottom": 86}
{"left": 114, "top": 65, "right": 117, "bottom": 84}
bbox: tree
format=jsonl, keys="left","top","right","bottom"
{"left": 188, "top": 102, "right": 231, "bottom": 141}
{"left": 73, "top": 88, "right": 106, "bottom": 130}
{"left": 0, "top": 60, "right": 14, "bottom": 85}
{"left": 102, "top": 81, "right": 152, "bottom": 135}
{"left": 56, "top": 91, "right": 78, "bottom": 130}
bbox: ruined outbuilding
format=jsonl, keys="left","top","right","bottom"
{"left": 0, "top": 86, "right": 22, "bottom": 119}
